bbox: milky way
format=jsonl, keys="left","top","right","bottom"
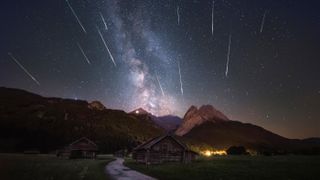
{"left": 1, "top": 0, "right": 320, "bottom": 138}
{"left": 104, "top": 1, "right": 180, "bottom": 115}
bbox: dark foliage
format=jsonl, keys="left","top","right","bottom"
{"left": 226, "top": 146, "right": 247, "bottom": 155}
{"left": 0, "top": 87, "right": 164, "bottom": 153}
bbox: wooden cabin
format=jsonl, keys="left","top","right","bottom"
{"left": 132, "top": 134, "right": 198, "bottom": 164}
{"left": 57, "top": 137, "right": 98, "bottom": 159}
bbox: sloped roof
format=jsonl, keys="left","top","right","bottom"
{"left": 68, "top": 137, "right": 98, "bottom": 151}
{"left": 134, "top": 134, "right": 188, "bottom": 150}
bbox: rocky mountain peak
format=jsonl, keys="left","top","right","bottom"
{"left": 198, "top": 105, "right": 229, "bottom": 121}
{"left": 183, "top": 105, "right": 198, "bottom": 120}
{"left": 88, "top": 101, "right": 106, "bottom": 111}
{"left": 176, "top": 104, "right": 229, "bottom": 136}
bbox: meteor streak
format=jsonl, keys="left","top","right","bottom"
{"left": 178, "top": 61, "right": 183, "bottom": 95}
{"left": 225, "top": 34, "right": 232, "bottom": 77}
{"left": 156, "top": 73, "right": 165, "bottom": 97}
{"left": 65, "top": 0, "right": 86, "bottom": 34}
{"left": 96, "top": 26, "right": 116, "bottom": 67}
{"left": 211, "top": 0, "right": 215, "bottom": 36}
{"left": 77, "top": 43, "right": 91, "bottom": 64}
{"left": 260, "top": 10, "right": 267, "bottom": 33}
{"left": 8, "top": 52, "right": 40, "bottom": 85}
{"left": 99, "top": 12, "right": 108, "bottom": 30}
{"left": 177, "top": 6, "right": 180, "bottom": 25}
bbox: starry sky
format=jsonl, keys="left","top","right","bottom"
{"left": 0, "top": 0, "right": 319, "bottom": 139}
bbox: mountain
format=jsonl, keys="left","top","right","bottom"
{"left": 175, "top": 105, "right": 229, "bottom": 136}
{"left": 1, "top": 87, "right": 318, "bottom": 154}
{"left": 152, "top": 115, "right": 182, "bottom": 132}
{"left": 302, "top": 138, "right": 320, "bottom": 145}
{"left": 129, "top": 108, "right": 150, "bottom": 115}
{"left": 0, "top": 87, "right": 163, "bottom": 153}
{"left": 130, "top": 108, "right": 182, "bottom": 132}
{"left": 176, "top": 105, "right": 320, "bottom": 153}
{"left": 88, "top": 101, "right": 106, "bottom": 110}
{"left": 183, "top": 120, "right": 291, "bottom": 149}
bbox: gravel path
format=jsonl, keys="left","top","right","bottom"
{"left": 106, "top": 158, "right": 156, "bottom": 180}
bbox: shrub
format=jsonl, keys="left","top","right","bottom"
{"left": 226, "top": 146, "right": 247, "bottom": 155}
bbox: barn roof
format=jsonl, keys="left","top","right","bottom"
{"left": 134, "top": 134, "right": 188, "bottom": 150}
{"left": 68, "top": 137, "right": 98, "bottom": 151}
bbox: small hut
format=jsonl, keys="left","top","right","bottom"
{"left": 132, "top": 134, "right": 198, "bottom": 164}
{"left": 57, "top": 137, "right": 98, "bottom": 159}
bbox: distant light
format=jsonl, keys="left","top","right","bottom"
{"left": 212, "top": 150, "right": 227, "bottom": 155}
{"left": 135, "top": 110, "right": 139, "bottom": 114}
{"left": 202, "top": 150, "right": 227, "bottom": 157}
{"left": 204, "top": 150, "right": 212, "bottom": 157}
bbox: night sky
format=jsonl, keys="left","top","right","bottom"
{"left": 0, "top": 0, "right": 319, "bottom": 139}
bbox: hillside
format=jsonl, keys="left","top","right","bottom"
{"left": 0, "top": 87, "right": 318, "bottom": 154}
{"left": 153, "top": 115, "right": 182, "bottom": 132}
{"left": 177, "top": 105, "right": 320, "bottom": 153}
{"left": 129, "top": 108, "right": 182, "bottom": 132}
{"left": 183, "top": 121, "right": 291, "bottom": 149}
{"left": 0, "top": 87, "right": 163, "bottom": 153}
{"left": 176, "top": 105, "right": 290, "bottom": 150}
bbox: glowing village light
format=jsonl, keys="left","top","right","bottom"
{"left": 212, "top": 150, "right": 227, "bottom": 155}
{"left": 202, "top": 149, "right": 227, "bottom": 156}
{"left": 135, "top": 110, "right": 139, "bottom": 114}
{"left": 204, "top": 150, "right": 212, "bottom": 157}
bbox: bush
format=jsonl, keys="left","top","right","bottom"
{"left": 226, "top": 146, "right": 247, "bottom": 155}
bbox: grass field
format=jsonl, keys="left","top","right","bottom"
{"left": 0, "top": 154, "right": 113, "bottom": 180}
{"left": 125, "top": 155, "right": 320, "bottom": 180}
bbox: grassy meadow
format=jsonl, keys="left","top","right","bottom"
{"left": 125, "top": 155, "right": 320, "bottom": 180}
{"left": 0, "top": 154, "right": 113, "bottom": 180}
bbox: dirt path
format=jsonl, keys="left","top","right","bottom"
{"left": 106, "top": 158, "right": 156, "bottom": 180}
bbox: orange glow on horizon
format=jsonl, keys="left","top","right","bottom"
{"left": 202, "top": 150, "right": 227, "bottom": 156}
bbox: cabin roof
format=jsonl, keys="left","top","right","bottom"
{"left": 134, "top": 134, "right": 188, "bottom": 150}
{"left": 68, "top": 137, "right": 98, "bottom": 151}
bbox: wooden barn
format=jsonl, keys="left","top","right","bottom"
{"left": 57, "top": 137, "right": 98, "bottom": 159}
{"left": 132, "top": 134, "right": 198, "bottom": 164}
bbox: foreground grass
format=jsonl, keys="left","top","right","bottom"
{"left": 125, "top": 155, "right": 320, "bottom": 180}
{"left": 0, "top": 154, "right": 113, "bottom": 180}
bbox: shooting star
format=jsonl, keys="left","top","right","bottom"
{"left": 156, "top": 73, "right": 165, "bottom": 97}
{"left": 177, "top": 5, "right": 180, "bottom": 25}
{"left": 225, "top": 34, "right": 232, "bottom": 77}
{"left": 178, "top": 61, "right": 183, "bottom": 95}
{"left": 65, "top": 0, "right": 86, "bottom": 34}
{"left": 99, "top": 12, "right": 108, "bottom": 30}
{"left": 8, "top": 52, "right": 40, "bottom": 85}
{"left": 77, "top": 43, "right": 91, "bottom": 64}
{"left": 96, "top": 26, "right": 116, "bottom": 67}
{"left": 211, "top": 0, "right": 215, "bottom": 36}
{"left": 260, "top": 10, "right": 267, "bottom": 33}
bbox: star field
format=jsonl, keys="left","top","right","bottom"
{"left": 0, "top": 0, "right": 319, "bottom": 138}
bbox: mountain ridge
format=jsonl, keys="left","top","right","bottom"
{"left": 0, "top": 87, "right": 164, "bottom": 153}
{"left": 0, "top": 87, "right": 319, "bottom": 154}
{"left": 130, "top": 107, "right": 182, "bottom": 132}
{"left": 175, "top": 105, "right": 229, "bottom": 136}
